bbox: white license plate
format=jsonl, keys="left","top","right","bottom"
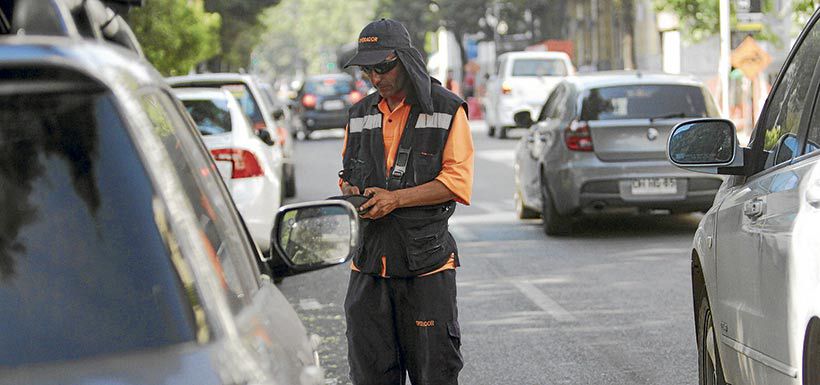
{"left": 631, "top": 178, "right": 677, "bottom": 195}
{"left": 323, "top": 100, "right": 344, "bottom": 110}
{"left": 214, "top": 160, "right": 233, "bottom": 181}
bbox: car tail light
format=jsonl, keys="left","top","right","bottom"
{"left": 564, "top": 121, "right": 594, "bottom": 151}
{"left": 301, "top": 94, "right": 317, "bottom": 109}
{"left": 210, "top": 149, "right": 265, "bottom": 179}
{"left": 501, "top": 82, "right": 512, "bottom": 95}
{"left": 348, "top": 90, "right": 363, "bottom": 104}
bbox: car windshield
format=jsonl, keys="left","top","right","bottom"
{"left": 512, "top": 59, "right": 568, "bottom": 77}
{"left": 222, "top": 83, "right": 265, "bottom": 127}
{"left": 580, "top": 84, "right": 711, "bottom": 121}
{"left": 304, "top": 77, "right": 352, "bottom": 96}
{"left": 0, "top": 91, "right": 198, "bottom": 367}
{"left": 182, "top": 98, "right": 233, "bottom": 135}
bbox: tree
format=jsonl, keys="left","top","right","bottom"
{"left": 254, "top": 0, "right": 376, "bottom": 77}
{"left": 437, "top": 0, "right": 490, "bottom": 72}
{"left": 128, "top": 0, "right": 221, "bottom": 76}
{"left": 373, "top": 0, "right": 438, "bottom": 56}
{"left": 203, "top": 0, "right": 282, "bottom": 72}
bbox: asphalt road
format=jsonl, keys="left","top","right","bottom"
{"left": 279, "top": 123, "right": 700, "bottom": 385}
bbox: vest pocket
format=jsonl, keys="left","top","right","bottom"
{"left": 345, "top": 158, "right": 367, "bottom": 188}
{"left": 405, "top": 228, "right": 447, "bottom": 272}
{"left": 412, "top": 151, "right": 440, "bottom": 186}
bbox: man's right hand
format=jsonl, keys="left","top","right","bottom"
{"left": 341, "top": 181, "right": 360, "bottom": 195}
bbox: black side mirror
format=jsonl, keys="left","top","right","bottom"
{"left": 514, "top": 110, "right": 534, "bottom": 128}
{"left": 272, "top": 108, "right": 284, "bottom": 120}
{"left": 256, "top": 129, "right": 275, "bottom": 146}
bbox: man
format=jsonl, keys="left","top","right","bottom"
{"left": 339, "top": 18, "right": 474, "bottom": 385}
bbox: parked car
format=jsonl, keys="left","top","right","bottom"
{"left": 0, "top": 1, "right": 358, "bottom": 384}
{"left": 484, "top": 50, "right": 575, "bottom": 138}
{"left": 667, "top": 7, "right": 820, "bottom": 385}
{"left": 513, "top": 71, "right": 723, "bottom": 235}
{"left": 173, "top": 87, "right": 283, "bottom": 256}
{"left": 166, "top": 73, "right": 297, "bottom": 198}
{"left": 292, "top": 73, "right": 363, "bottom": 139}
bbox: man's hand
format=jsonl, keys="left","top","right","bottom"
{"left": 360, "top": 187, "right": 400, "bottom": 220}
{"left": 341, "top": 181, "right": 360, "bottom": 196}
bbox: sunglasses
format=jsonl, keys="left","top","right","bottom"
{"left": 361, "top": 56, "right": 399, "bottom": 75}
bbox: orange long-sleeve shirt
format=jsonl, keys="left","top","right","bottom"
{"left": 341, "top": 98, "right": 474, "bottom": 276}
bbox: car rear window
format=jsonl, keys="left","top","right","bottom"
{"left": 0, "top": 91, "right": 197, "bottom": 367}
{"left": 222, "top": 83, "right": 265, "bottom": 127}
{"left": 181, "top": 98, "right": 233, "bottom": 135}
{"left": 512, "top": 58, "right": 568, "bottom": 77}
{"left": 304, "top": 77, "right": 353, "bottom": 96}
{"left": 580, "top": 84, "right": 712, "bottom": 121}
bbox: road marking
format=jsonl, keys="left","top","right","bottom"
{"left": 298, "top": 298, "right": 325, "bottom": 311}
{"left": 510, "top": 281, "right": 576, "bottom": 323}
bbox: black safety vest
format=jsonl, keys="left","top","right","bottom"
{"left": 342, "top": 81, "right": 467, "bottom": 277}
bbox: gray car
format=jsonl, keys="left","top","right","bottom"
{"left": 668, "top": 7, "right": 820, "bottom": 385}
{"left": 514, "top": 72, "right": 724, "bottom": 235}
{"left": 0, "top": 2, "right": 357, "bottom": 384}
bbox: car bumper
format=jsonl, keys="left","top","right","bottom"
{"left": 228, "top": 176, "right": 280, "bottom": 252}
{"left": 301, "top": 110, "right": 348, "bottom": 130}
{"left": 545, "top": 156, "right": 723, "bottom": 215}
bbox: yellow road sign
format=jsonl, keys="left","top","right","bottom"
{"left": 731, "top": 36, "right": 772, "bottom": 79}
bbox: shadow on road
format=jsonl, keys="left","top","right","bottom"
{"left": 538, "top": 213, "right": 702, "bottom": 239}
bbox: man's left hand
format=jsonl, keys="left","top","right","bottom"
{"left": 360, "top": 187, "right": 400, "bottom": 219}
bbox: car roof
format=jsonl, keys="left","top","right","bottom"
{"left": 172, "top": 87, "right": 231, "bottom": 100}
{"left": 166, "top": 73, "right": 258, "bottom": 86}
{"left": 499, "top": 51, "right": 571, "bottom": 60}
{"left": 0, "top": 36, "right": 162, "bottom": 93}
{"left": 564, "top": 71, "right": 705, "bottom": 89}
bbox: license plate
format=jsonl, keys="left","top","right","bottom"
{"left": 323, "top": 100, "right": 344, "bottom": 110}
{"left": 631, "top": 178, "right": 677, "bottom": 195}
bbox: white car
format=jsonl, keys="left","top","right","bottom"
{"left": 174, "top": 88, "right": 283, "bottom": 254}
{"left": 167, "top": 73, "right": 297, "bottom": 198}
{"left": 484, "top": 50, "right": 574, "bottom": 138}
{"left": 667, "top": 8, "right": 820, "bottom": 384}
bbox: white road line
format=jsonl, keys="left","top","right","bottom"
{"left": 510, "top": 281, "right": 576, "bottom": 323}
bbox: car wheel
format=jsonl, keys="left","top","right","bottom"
{"left": 488, "top": 125, "right": 496, "bottom": 137}
{"left": 540, "top": 178, "right": 572, "bottom": 235}
{"left": 498, "top": 126, "right": 508, "bottom": 139}
{"left": 803, "top": 319, "right": 820, "bottom": 385}
{"left": 515, "top": 190, "right": 539, "bottom": 219}
{"left": 698, "top": 296, "right": 726, "bottom": 385}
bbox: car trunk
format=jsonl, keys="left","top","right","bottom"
{"left": 588, "top": 118, "right": 684, "bottom": 162}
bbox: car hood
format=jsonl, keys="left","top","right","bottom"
{"left": 0, "top": 343, "right": 224, "bottom": 385}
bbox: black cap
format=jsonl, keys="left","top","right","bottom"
{"left": 344, "top": 19, "right": 411, "bottom": 68}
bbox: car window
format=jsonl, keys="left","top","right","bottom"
{"left": 579, "top": 85, "right": 709, "bottom": 121}
{"left": 759, "top": 19, "right": 820, "bottom": 169}
{"left": 0, "top": 90, "right": 198, "bottom": 366}
{"left": 548, "top": 84, "right": 569, "bottom": 120}
{"left": 805, "top": 96, "right": 820, "bottom": 155}
{"left": 141, "top": 92, "right": 260, "bottom": 314}
{"left": 512, "top": 58, "right": 568, "bottom": 77}
{"left": 538, "top": 85, "right": 563, "bottom": 121}
{"left": 182, "top": 97, "right": 233, "bottom": 135}
{"left": 222, "top": 83, "right": 265, "bottom": 128}
{"left": 304, "top": 77, "right": 353, "bottom": 96}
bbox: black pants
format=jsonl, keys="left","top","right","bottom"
{"left": 344, "top": 269, "right": 463, "bottom": 385}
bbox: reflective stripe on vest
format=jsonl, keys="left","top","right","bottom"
{"left": 349, "top": 113, "right": 382, "bottom": 133}
{"left": 415, "top": 112, "right": 453, "bottom": 130}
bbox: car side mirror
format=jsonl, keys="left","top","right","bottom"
{"left": 667, "top": 118, "right": 746, "bottom": 175}
{"left": 514, "top": 110, "right": 534, "bottom": 128}
{"left": 271, "top": 200, "right": 360, "bottom": 273}
{"left": 272, "top": 108, "right": 284, "bottom": 120}
{"left": 256, "top": 129, "right": 275, "bottom": 146}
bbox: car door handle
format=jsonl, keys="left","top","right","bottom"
{"left": 743, "top": 198, "right": 766, "bottom": 219}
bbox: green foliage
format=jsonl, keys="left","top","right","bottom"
{"left": 128, "top": 0, "right": 221, "bottom": 76}
{"left": 653, "top": 0, "right": 721, "bottom": 42}
{"left": 793, "top": 0, "right": 820, "bottom": 27}
{"left": 374, "top": 0, "right": 439, "bottom": 55}
{"left": 254, "top": 0, "right": 375, "bottom": 76}
{"left": 204, "top": 0, "right": 281, "bottom": 71}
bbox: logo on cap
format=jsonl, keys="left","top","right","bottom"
{"left": 359, "top": 36, "right": 379, "bottom": 43}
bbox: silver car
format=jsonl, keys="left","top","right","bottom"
{"left": 513, "top": 72, "right": 724, "bottom": 235}
{"left": 668, "top": 7, "right": 820, "bottom": 385}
